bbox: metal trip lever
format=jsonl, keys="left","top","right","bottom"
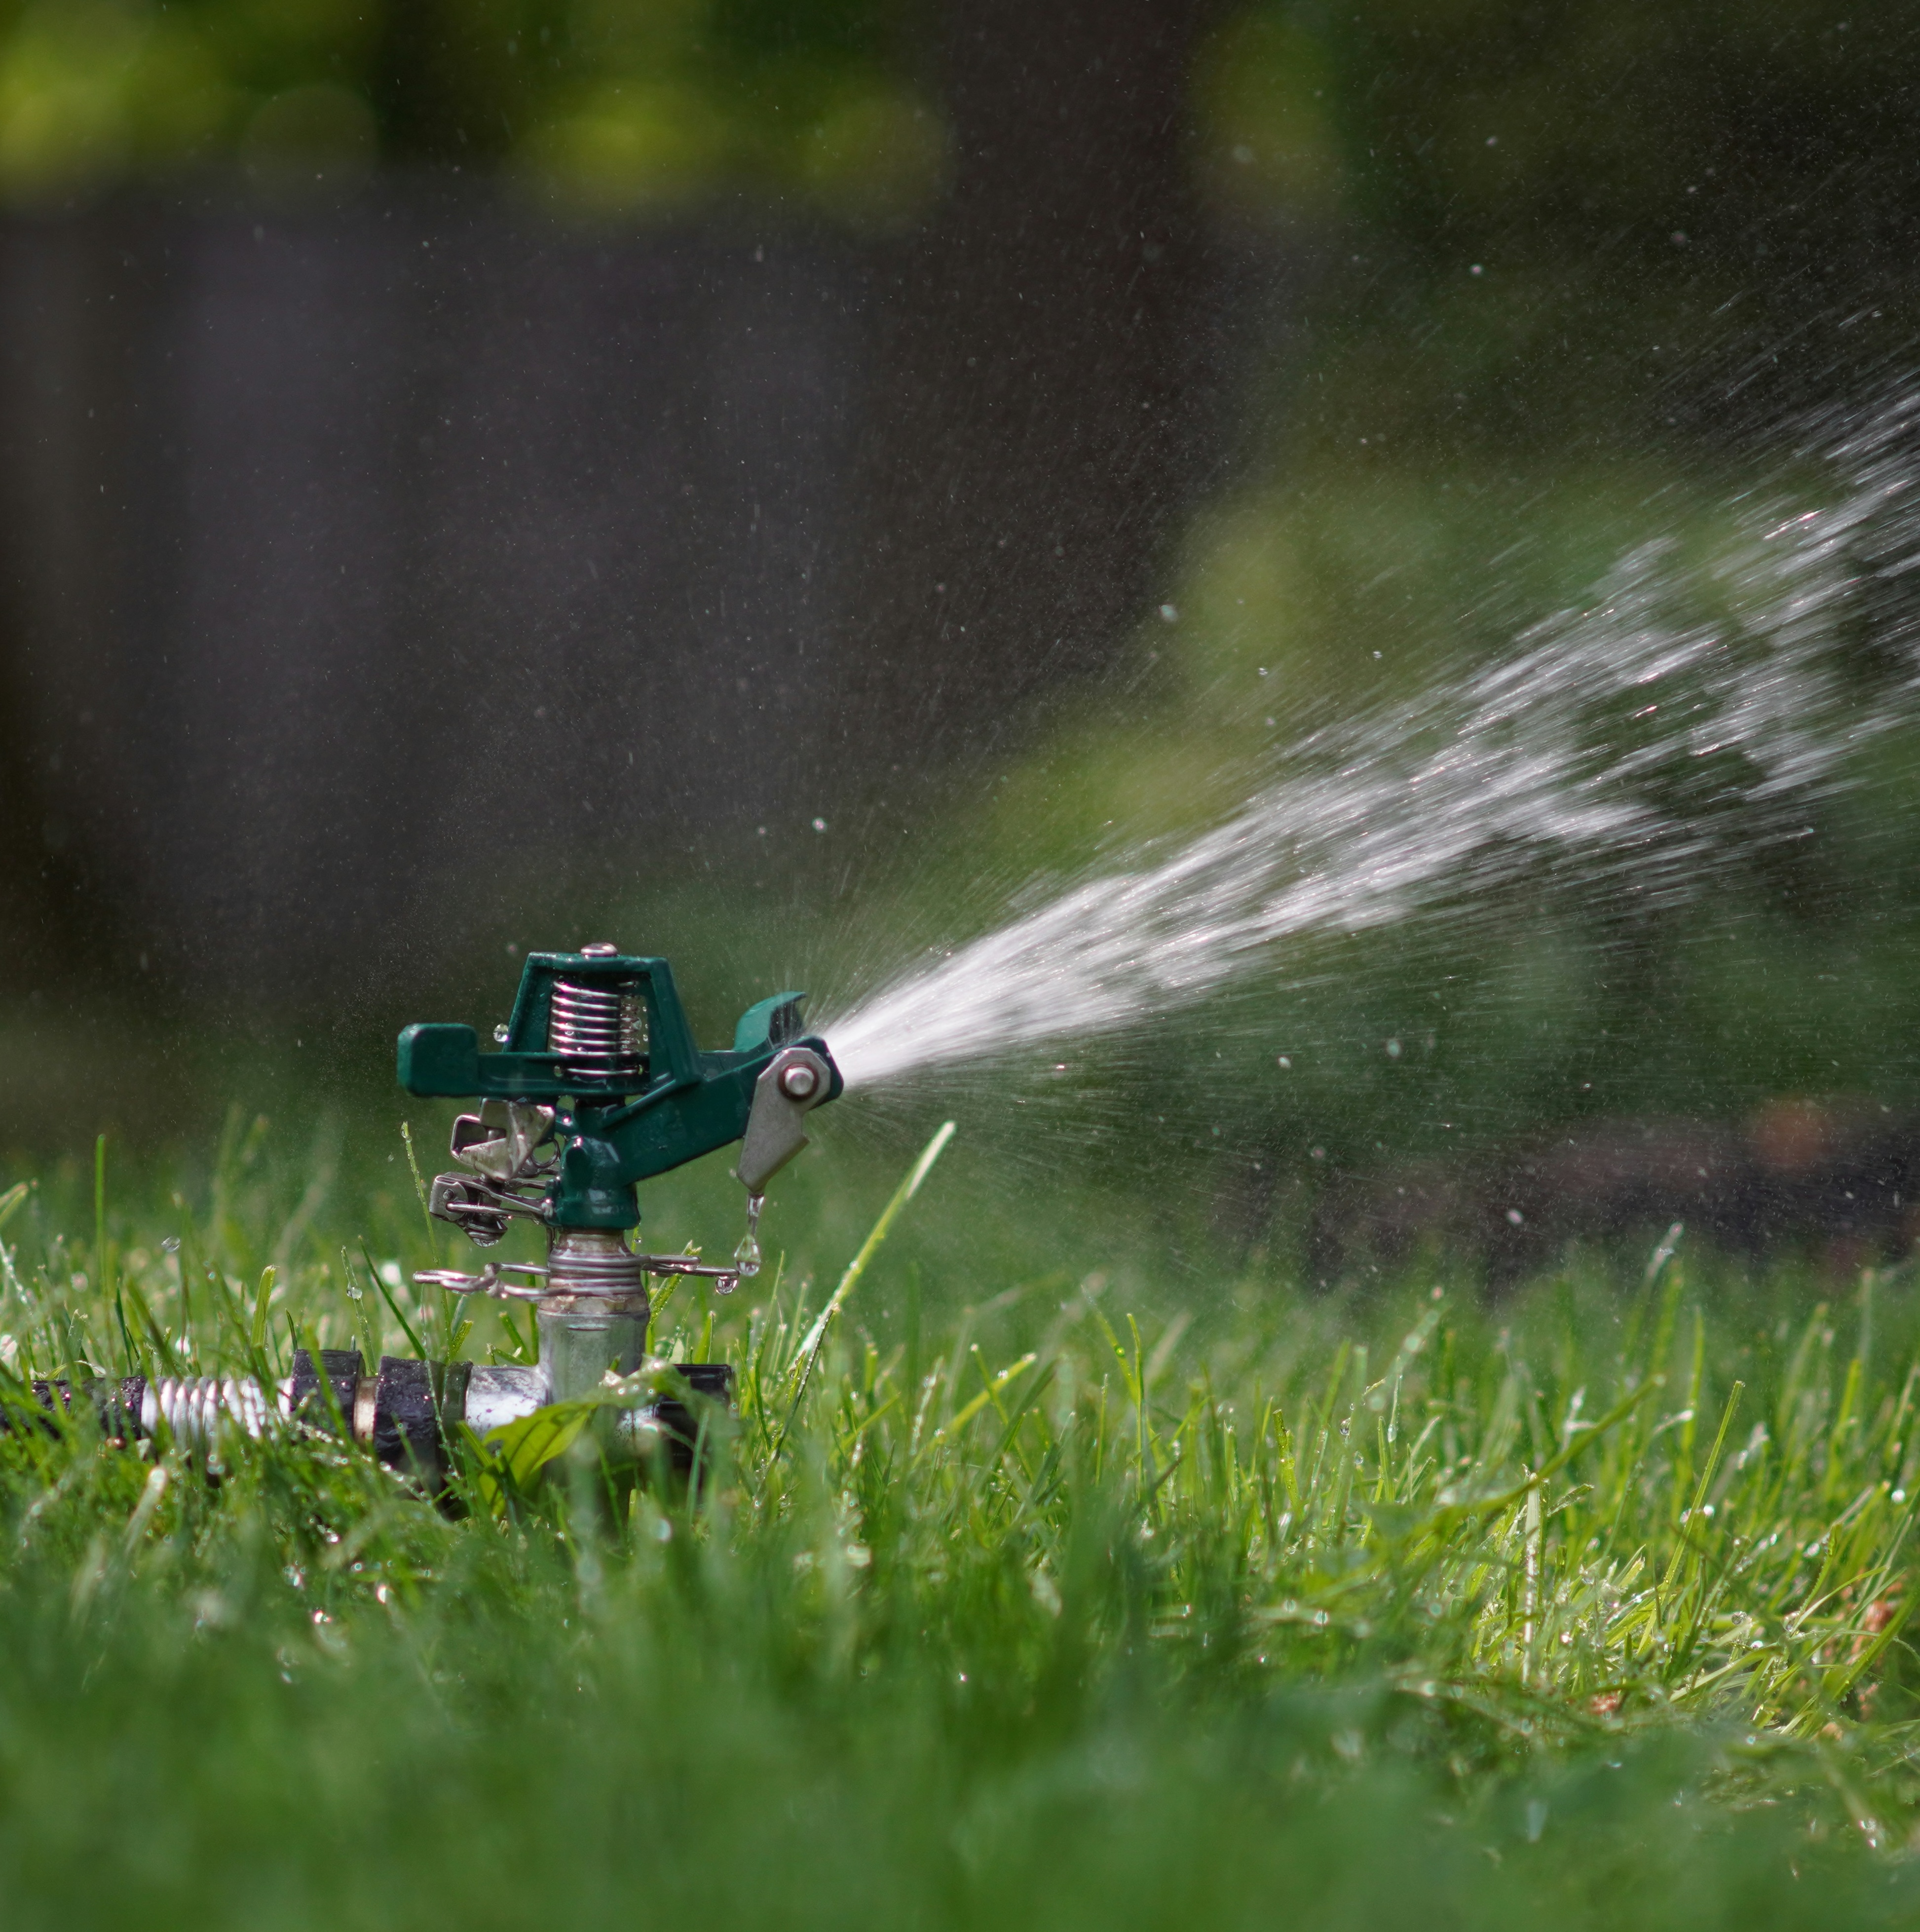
{"left": 735, "top": 1046, "right": 833, "bottom": 1195}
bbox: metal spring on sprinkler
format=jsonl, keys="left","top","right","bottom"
{"left": 549, "top": 978, "right": 643, "bottom": 1078}
{"left": 141, "top": 1376, "right": 275, "bottom": 1448}
{"left": 544, "top": 1232, "right": 649, "bottom": 1297}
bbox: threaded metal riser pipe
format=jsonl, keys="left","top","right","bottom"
{"left": 539, "top": 1228, "right": 650, "bottom": 1404}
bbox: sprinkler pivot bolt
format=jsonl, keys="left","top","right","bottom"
{"left": 779, "top": 1063, "right": 820, "bottom": 1101}
{"left": 580, "top": 942, "right": 619, "bottom": 957}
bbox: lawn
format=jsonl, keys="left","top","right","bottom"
{"left": 0, "top": 1117, "right": 1916, "bottom": 1929}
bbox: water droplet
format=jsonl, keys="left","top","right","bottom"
{"left": 731, "top": 1193, "right": 765, "bottom": 1285}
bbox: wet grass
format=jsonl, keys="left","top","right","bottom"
{"left": 1, "top": 1121, "right": 1920, "bottom": 1927}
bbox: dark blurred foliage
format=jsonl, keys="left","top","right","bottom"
{"left": 1198, "top": 0, "right": 1920, "bottom": 450}
{"left": 7, "top": 0, "right": 1912, "bottom": 497}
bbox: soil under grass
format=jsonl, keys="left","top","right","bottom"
{"left": 0, "top": 1126, "right": 1918, "bottom": 1929}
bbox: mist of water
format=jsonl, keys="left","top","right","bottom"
{"left": 822, "top": 399, "right": 1920, "bottom": 1094}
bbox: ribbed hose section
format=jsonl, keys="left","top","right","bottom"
{"left": 141, "top": 1376, "right": 275, "bottom": 1447}
{"left": 549, "top": 978, "right": 644, "bottom": 1080}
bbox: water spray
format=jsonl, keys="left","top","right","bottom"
{"left": 22, "top": 947, "right": 842, "bottom": 1479}
{"left": 825, "top": 412, "right": 1920, "bottom": 1099}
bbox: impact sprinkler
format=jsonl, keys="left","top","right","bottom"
{"left": 395, "top": 944, "right": 841, "bottom": 1439}
{"left": 23, "top": 947, "right": 841, "bottom": 1480}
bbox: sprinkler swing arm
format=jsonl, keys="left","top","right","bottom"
{"left": 14, "top": 947, "right": 841, "bottom": 1484}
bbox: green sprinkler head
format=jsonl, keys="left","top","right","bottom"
{"left": 395, "top": 946, "right": 842, "bottom": 1399}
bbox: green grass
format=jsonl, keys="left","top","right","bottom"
{"left": 1, "top": 1120, "right": 1920, "bottom": 1928}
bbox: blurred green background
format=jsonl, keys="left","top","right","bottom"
{"left": 0, "top": 0, "right": 943, "bottom": 219}
{"left": 3, "top": 0, "right": 1920, "bottom": 1283}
